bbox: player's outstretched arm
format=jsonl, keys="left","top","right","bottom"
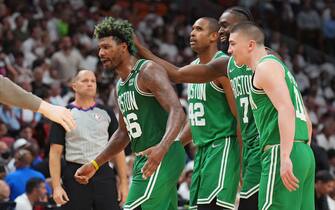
{"left": 0, "top": 75, "right": 76, "bottom": 132}
{"left": 255, "top": 60, "right": 298, "bottom": 192}
{"left": 38, "top": 101, "right": 76, "bottom": 132}
{"left": 138, "top": 61, "right": 186, "bottom": 179}
{"left": 0, "top": 75, "right": 42, "bottom": 111}
{"left": 134, "top": 36, "right": 228, "bottom": 83}
{"left": 74, "top": 110, "right": 130, "bottom": 184}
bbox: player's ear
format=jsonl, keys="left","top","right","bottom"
{"left": 120, "top": 42, "right": 128, "bottom": 53}
{"left": 248, "top": 40, "right": 257, "bottom": 52}
{"left": 210, "top": 31, "right": 219, "bottom": 42}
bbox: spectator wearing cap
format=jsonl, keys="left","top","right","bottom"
{"left": 5, "top": 149, "right": 45, "bottom": 201}
{"left": 315, "top": 170, "right": 335, "bottom": 210}
{"left": 49, "top": 70, "right": 127, "bottom": 210}
{"left": 14, "top": 177, "right": 47, "bottom": 210}
{"left": 5, "top": 138, "right": 29, "bottom": 173}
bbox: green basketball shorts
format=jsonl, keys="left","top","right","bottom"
{"left": 189, "top": 136, "right": 240, "bottom": 210}
{"left": 240, "top": 135, "right": 261, "bottom": 199}
{"left": 124, "top": 141, "right": 185, "bottom": 210}
{"left": 258, "top": 142, "right": 315, "bottom": 210}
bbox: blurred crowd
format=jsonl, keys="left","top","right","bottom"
{"left": 0, "top": 0, "right": 334, "bottom": 209}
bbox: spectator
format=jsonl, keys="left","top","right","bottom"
{"left": 5, "top": 149, "right": 45, "bottom": 201}
{"left": 14, "top": 177, "right": 47, "bottom": 210}
{"left": 18, "top": 125, "right": 38, "bottom": 146}
{"left": 50, "top": 37, "right": 83, "bottom": 82}
{"left": 30, "top": 66, "right": 50, "bottom": 99}
{"left": 297, "top": 0, "right": 322, "bottom": 47}
{"left": 315, "top": 170, "right": 334, "bottom": 210}
{"left": 0, "top": 180, "right": 10, "bottom": 201}
{"left": 316, "top": 117, "right": 335, "bottom": 151}
{"left": 0, "top": 105, "right": 21, "bottom": 135}
{"left": 0, "top": 180, "right": 15, "bottom": 210}
{"left": 323, "top": 4, "right": 335, "bottom": 55}
{"left": 178, "top": 161, "right": 193, "bottom": 202}
{"left": 0, "top": 122, "right": 15, "bottom": 147}
{"left": 0, "top": 141, "right": 12, "bottom": 175}
{"left": 49, "top": 82, "right": 66, "bottom": 106}
{"left": 328, "top": 149, "right": 335, "bottom": 177}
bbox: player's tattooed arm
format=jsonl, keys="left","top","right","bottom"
{"left": 138, "top": 61, "right": 186, "bottom": 179}
{"left": 74, "top": 109, "right": 130, "bottom": 184}
{"left": 134, "top": 35, "right": 228, "bottom": 83}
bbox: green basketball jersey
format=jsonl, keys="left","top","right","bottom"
{"left": 188, "top": 51, "right": 236, "bottom": 146}
{"left": 250, "top": 55, "right": 309, "bottom": 150}
{"left": 117, "top": 59, "right": 169, "bottom": 153}
{"left": 227, "top": 57, "right": 259, "bottom": 147}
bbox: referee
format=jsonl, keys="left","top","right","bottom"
{"left": 49, "top": 70, "right": 128, "bottom": 210}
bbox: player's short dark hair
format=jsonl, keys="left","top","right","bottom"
{"left": 94, "top": 17, "right": 136, "bottom": 55}
{"left": 226, "top": 6, "right": 254, "bottom": 22}
{"left": 200, "top": 17, "right": 220, "bottom": 33}
{"left": 26, "top": 177, "right": 44, "bottom": 194}
{"left": 230, "top": 21, "right": 264, "bottom": 45}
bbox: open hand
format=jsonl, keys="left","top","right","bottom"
{"left": 39, "top": 101, "right": 76, "bottom": 132}
{"left": 280, "top": 157, "right": 299, "bottom": 191}
{"left": 139, "top": 145, "right": 167, "bottom": 179}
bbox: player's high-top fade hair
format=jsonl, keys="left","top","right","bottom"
{"left": 226, "top": 6, "right": 254, "bottom": 22}
{"left": 94, "top": 17, "right": 137, "bottom": 55}
{"left": 230, "top": 21, "right": 264, "bottom": 45}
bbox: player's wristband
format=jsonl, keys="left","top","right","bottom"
{"left": 91, "top": 160, "right": 100, "bottom": 171}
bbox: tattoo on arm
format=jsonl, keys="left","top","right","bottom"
{"left": 139, "top": 62, "right": 185, "bottom": 150}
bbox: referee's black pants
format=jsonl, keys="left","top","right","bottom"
{"left": 60, "top": 161, "right": 120, "bottom": 210}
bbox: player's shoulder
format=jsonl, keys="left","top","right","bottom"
{"left": 140, "top": 60, "right": 165, "bottom": 77}
{"left": 256, "top": 57, "right": 285, "bottom": 79}
{"left": 217, "top": 50, "right": 229, "bottom": 57}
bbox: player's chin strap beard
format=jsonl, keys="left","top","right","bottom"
{"left": 219, "top": 40, "right": 229, "bottom": 53}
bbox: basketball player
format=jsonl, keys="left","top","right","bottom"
{"left": 135, "top": 7, "right": 262, "bottom": 209}
{"left": 74, "top": 17, "right": 186, "bottom": 210}
{"left": 136, "top": 17, "right": 240, "bottom": 210}
{"left": 228, "top": 21, "right": 314, "bottom": 210}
